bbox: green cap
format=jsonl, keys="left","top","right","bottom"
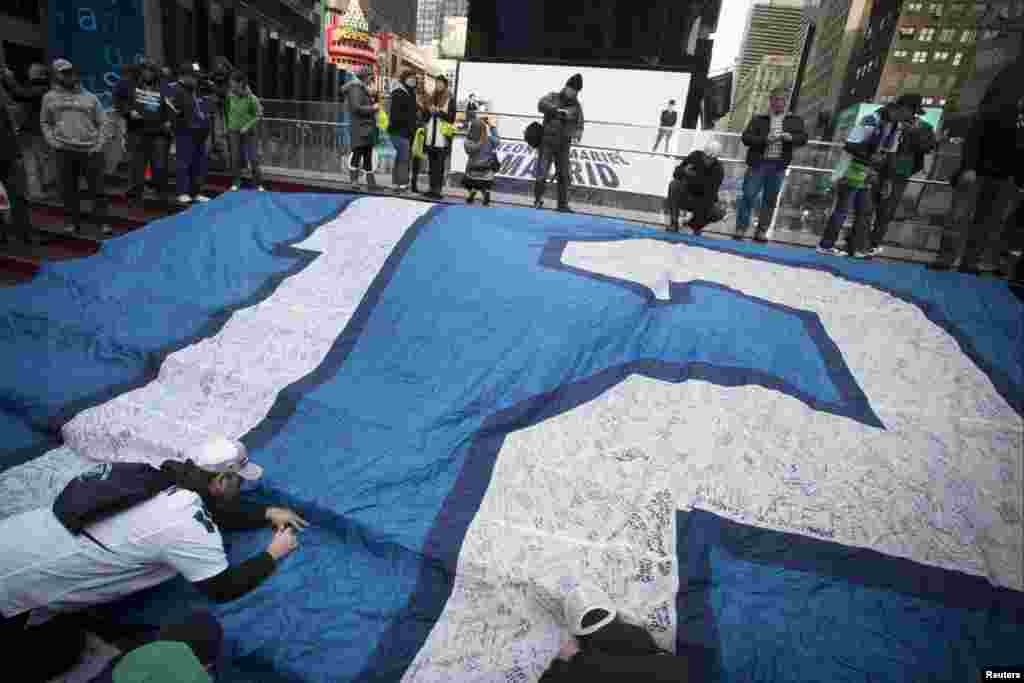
{"left": 112, "top": 642, "right": 213, "bottom": 683}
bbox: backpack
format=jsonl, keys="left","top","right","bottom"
{"left": 53, "top": 462, "right": 173, "bottom": 535}
{"left": 524, "top": 121, "right": 544, "bottom": 149}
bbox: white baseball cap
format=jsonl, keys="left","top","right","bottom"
{"left": 564, "top": 581, "right": 617, "bottom": 636}
{"left": 186, "top": 437, "right": 263, "bottom": 481}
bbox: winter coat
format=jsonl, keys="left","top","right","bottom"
{"left": 224, "top": 89, "right": 262, "bottom": 133}
{"left": 0, "top": 82, "right": 20, "bottom": 161}
{"left": 168, "top": 84, "right": 212, "bottom": 135}
{"left": 961, "top": 60, "right": 1024, "bottom": 182}
{"left": 538, "top": 91, "right": 585, "bottom": 147}
{"left": 882, "top": 115, "right": 936, "bottom": 179}
{"left": 741, "top": 113, "right": 808, "bottom": 166}
{"left": 464, "top": 119, "right": 499, "bottom": 182}
{"left": 672, "top": 150, "right": 724, "bottom": 201}
{"left": 343, "top": 79, "right": 378, "bottom": 149}
{"left": 40, "top": 84, "right": 107, "bottom": 152}
{"left": 423, "top": 94, "right": 456, "bottom": 149}
{"left": 388, "top": 84, "right": 419, "bottom": 140}
{"left": 2, "top": 74, "right": 50, "bottom": 135}
{"left": 116, "top": 79, "right": 171, "bottom": 136}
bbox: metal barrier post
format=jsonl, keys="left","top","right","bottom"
{"left": 769, "top": 166, "right": 791, "bottom": 235}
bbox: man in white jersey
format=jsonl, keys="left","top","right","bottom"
{"left": 0, "top": 437, "right": 306, "bottom": 683}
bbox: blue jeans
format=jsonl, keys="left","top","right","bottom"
{"left": 819, "top": 179, "right": 875, "bottom": 253}
{"left": 736, "top": 161, "right": 786, "bottom": 232}
{"left": 392, "top": 135, "right": 412, "bottom": 188}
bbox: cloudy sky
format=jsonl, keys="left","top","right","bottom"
{"left": 709, "top": 0, "right": 755, "bottom": 75}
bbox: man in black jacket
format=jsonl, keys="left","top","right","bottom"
{"left": 652, "top": 100, "right": 678, "bottom": 152}
{"left": 535, "top": 73, "right": 585, "bottom": 212}
{"left": 1, "top": 63, "right": 53, "bottom": 200}
{"left": 116, "top": 60, "right": 172, "bottom": 204}
{"left": 934, "top": 59, "right": 1024, "bottom": 276}
{"left": 0, "top": 437, "right": 307, "bottom": 682}
{"left": 666, "top": 139, "right": 725, "bottom": 234}
{"left": 0, "top": 75, "right": 38, "bottom": 245}
{"left": 736, "top": 86, "right": 808, "bottom": 241}
{"left": 388, "top": 71, "right": 421, "bottom": 194}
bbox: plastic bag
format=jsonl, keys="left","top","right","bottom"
{"left": 412, "top": 128, "right": 426, "bottom": 160}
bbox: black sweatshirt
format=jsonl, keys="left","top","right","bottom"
{"left": 159, "top": 460, "right": 277, "bottom": 603}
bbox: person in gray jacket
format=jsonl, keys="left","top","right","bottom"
{"left": 40, "top": 59, "right": 110, "bottom": 235}
{"left": 342, "top": 66, "right": 379, "bottom": 190}
{"left": 535, "top": 74, "right": 585, "bottom": 212}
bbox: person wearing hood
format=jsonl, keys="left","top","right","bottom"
{"left": 0, "top": 74, "right": 38, "bottom": 245}
{"left": 421, "top": 75, "right": 456, "bottom": 199}
{"left": 535, "top": 73, "right": 585, "bottom": 212}
{"left": 167, "top": 62, "right": 214, "bottom": 204}
{"left": 388, "top": 70, "right": 421, "bottom": 193}
{"left": 666, "top": 139, "right": 726, "bottom": 234}
{"left": 0, "top": 437, "right": 307, "bottom": 683}
{"left": 2, "top": 62, "right": 54, "bottom": 199}
{"left": 116, "top": 60, "right": 172, "bottom": 204}
{"left": 342, "top": 65, "right": 380, "bottom": 190}
{"left": 40, "top": 59, "right": 111, "bottom": 235}
{"left": 652, "top": 100, "right": 678, "bottom": 152}
{"left": 225, "top": 71, "right": 265, "bottom": 192}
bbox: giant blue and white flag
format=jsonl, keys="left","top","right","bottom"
{"left": 1, "top": 193, "right": 1021, "bottom": 682}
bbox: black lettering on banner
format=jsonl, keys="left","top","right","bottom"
{"left": 584, "top": 161, "right": 599, "bottom": 186}
{"left": 570, "top": 161, "right": 585, "bottom": 185}
{"left": 595, "top": 164, "right": 620, "bottom": 188}
{"left": 499, "top": 154, "right": 523, "bottom": 176}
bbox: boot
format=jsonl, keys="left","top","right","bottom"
{"left": 349, "top": 169, "right": 361, "bottom": 187}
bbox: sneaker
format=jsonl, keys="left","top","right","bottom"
{"left": 257, "top": 186, "right": 266, "bottom": 192}
{"left": 466, "top": 194, "right": 477, "bottom": 204}
{"left": 394, "top": 185, "right": 408, "bottom": 194}
{"left": 229, "top": 185, "right": 240, "bottom": 192}
{"left": 194, "top": 194, "right": 211, "bottom": 203}
{"left": 533, "top": 199, "right": 544, "bottom": 209}
{"left": 100, "top": 225, "right": 113, "bottom": 236}
{"left": 849, "top": 251, "right": 870, "bottom": 259}
{"left": 177, "top": 194, "right": 193, "bottom": 205}
{"left": 816, "top": 246, "right": 843, "bottom": 256}
{"left": 868, "top": 245, "right": 884, "bottom": 257}
{"left": 753, "top": 232, "right": 768, "bottom": 243}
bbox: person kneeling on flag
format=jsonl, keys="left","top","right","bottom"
{"left": 0, "top": 437, "right": 307, "bottom": 683}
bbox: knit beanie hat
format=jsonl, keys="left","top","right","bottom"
{"left": 566, "top": 73, "right": 583, "bottom": 92}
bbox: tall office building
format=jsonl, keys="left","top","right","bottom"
{"left": 793, "top": 0, "right": 871, "bottom": 138}
{"left": 838, "top": 0, "right": 981, "bottom": 116}
{"left": 416, "top": 0, "right": 442, "bottom": 46}
{"left": 727, "top": 0, "right": 805, "bottom": 130}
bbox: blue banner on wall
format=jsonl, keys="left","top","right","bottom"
{"left": 47, "top": 0, "right": 146, "bottom": 108}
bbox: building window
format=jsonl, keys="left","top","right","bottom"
{"left": 952, "top": 51, "right": 963, "bottom": 66}
{"left": 893, "top": 49, "right": 909, "bottom": 58}
{"left": 906, "top": 1, "right": 924, "bottom": 10}
{"left": 950, "top": 2, "right": 965, "bottom": 14}
{"left": 929, "top": 2, "right": 943, "bottom": 15}
{"left": 940, "top": 28, "right": 956, "bottom": 41}
{"left": 899, "top": 27, "right": 916, "bottom": 39}
{"left": 933, "top": 50, "right": 949, "bottom": 61}
{"left": 919, "top": 27, "right": 936, "bottom": 42}
{"left": 961, "top": 29, "right": 976, "bottom": 42}
{"left": 912, "top": 50, "right": 929, "bottom": 62}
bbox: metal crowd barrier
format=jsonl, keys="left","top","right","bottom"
{"left": 255, "top": 108, "right": 965, "bottom": 253}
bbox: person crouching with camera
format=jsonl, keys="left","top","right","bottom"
{"left": 666, "top": 139, "right": 726, "bottom": 235}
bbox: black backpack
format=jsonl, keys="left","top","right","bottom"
{"left": 524, "top": 121, "right": 544, "bottom": 149}
{"left": 53, "top": 462, "right": 173, "bottom": 535}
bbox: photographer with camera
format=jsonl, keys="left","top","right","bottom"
{"left": 167, "top": 62, "right": 213, "bottom": 204}
{"left": 535, "top": 73, "right": 585, "bottom": 213}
